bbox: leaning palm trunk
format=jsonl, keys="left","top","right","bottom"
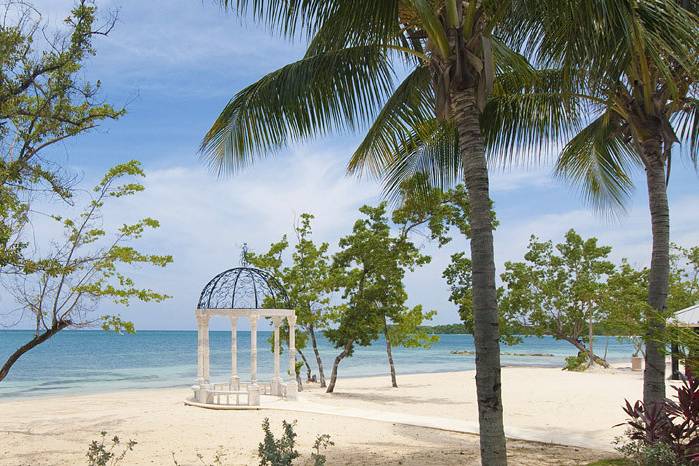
{"left": 452, "top": 87, "right": 507, "bottom": 465}
{"left": 642, "top": 136, "right": 670, "bottom": 407}
{"left": 308, "top": 323, "right": 327, "bottom": 387}
{"left": 383, "top": 317, "right": 398, "bottom": 388}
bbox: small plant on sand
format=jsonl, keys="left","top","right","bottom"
{"left": 258, "top": 418, "right": 300, "bottom": 466}
{"left": 615, "top": 377, "right": 699, "bottom": 465}
{"left": 86, "top": 432, "right": 137, "bottom": 466}
{"left": 256, "top": 418, "right": 333, "bottom": 466}
{"left": 311, "top": 434, "right": 334, "bottom": 466}
{"left": 172, "top": 447, "right": 226, "bottom": 466}
{"left": 563, "top": 352, "right": 589, "bottom": 372}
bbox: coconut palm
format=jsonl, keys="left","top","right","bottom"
{"left": 201, "top": 2, "right": 576, "bottom": 464}
{"left": 500, "top": 0, "right": 698, "bottom": 407}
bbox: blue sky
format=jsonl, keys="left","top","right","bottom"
{"left": 8, "top": 0, "right": 699, "bottom": 331}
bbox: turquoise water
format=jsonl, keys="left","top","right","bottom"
{"left": 0, "top": 330, "right": 635, "bottom": 398}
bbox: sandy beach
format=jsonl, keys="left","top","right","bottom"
{"left": 0, "top": 364, "right": 669, "bottom": 465}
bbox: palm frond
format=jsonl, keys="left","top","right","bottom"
{"left": 554, "top": 111, "right": 642, "bottom": 212}
{"left": 347, "top": 66, "right": 434, "bottom": 178}
{"left": 504, "top": 0, "right": 698, "bottom": 96}
{"left": 483, "top": 68, "right": 583, "bottom": 165}
{"left": 671, "top": 97, "right": 699, "bottom": 164}
{"left": 200, "top": 46, "right": 394, "bottom": 175}
{"left": 303, "top": 2, "right": 401, "bottom": 57}
{"left": 381, "top": 119, "right": 460, "bottom": 202}
{"left": 219, "top": 0, "right": 399, "bottom": 42}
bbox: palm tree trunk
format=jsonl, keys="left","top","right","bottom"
{"left": 326, "top": 340, "right": 353, "bottom": 393}
{"left": 451, "top": 87, "right": 507, "bottom": 465}
{"left": 309, "top": 323, "right": 327, "bottom": 387}
{"left": 642, "top": 137, "right": 669, "bottom": 407}
{"left": 0, "top": 321, "right": 71, "bottom": 382}
{"left": 383, "top": 317, "right": 398, "bottom": 388}
{"left": 588, "top": 307, "right": 594, "bottom": 368}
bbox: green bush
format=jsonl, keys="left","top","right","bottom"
{"left": 311, "top": 434, "right": 334, "bottom": 466}
{"left": 257, "top": 418, "right": 333, "bottom": 466}
{"left": 564, "top": 352, "right": 589, "bottom": 371}
{"left": 86, "top": 432, "right": 137, "bottom": 466}
{"left": 258, "top": 418, "right": 300, "bottom": 466}
{"left": 614, "top": 436, "right": 683, "bottom": 466}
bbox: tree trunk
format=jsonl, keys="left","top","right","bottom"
{"left": 384, "top": 317, "right": 398, "bottom": 388}
{"left": 642, "top": 138, "right": 670, "bottom": 407}
{"left": 563, "top": 336, "right": 610, "bottom": 368}
{"left": 0, "top": 321, "right": 71, "bottom": 382}
{"left": 326, "top": 340, "right": 352, "bottom": 393}
{"left": 452, "top": 87, "right": 507, "bottom": 465}
{"left": 309, "top": 323, "right": 327, "bottom": 387}
{"left": 588, "top": 308, "right": 594, "bottom": 368}
{"left": 297, "top": 348, "right": 313, "bottom": 383}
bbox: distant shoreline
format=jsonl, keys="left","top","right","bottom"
{"left": 0, "top": 359, "right": 632, "bottom": 401}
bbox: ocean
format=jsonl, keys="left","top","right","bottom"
{"left": 0, "top": 330, "right": 635, "bottom": 398}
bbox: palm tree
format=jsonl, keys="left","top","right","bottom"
{"left": 201, "top": 2, "right": 575, "bottom": 464}
{"left": 502, "top": 0, "right": 698, "bottom": 407}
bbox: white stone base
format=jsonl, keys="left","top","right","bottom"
{"left": 271, "top": 378, "right": 283, "bottom": 396}
{"left": 247, "top": 384, "right": 261, "bottom": 406}
{"left": 230, "top": 376, "right": 240, "bottom": 390}
{"left": 286, "top": 381, "right": 298, "bottom": 400}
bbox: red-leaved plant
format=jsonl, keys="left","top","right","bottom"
{"left": 619, "top": 376, "right": 699, "bottom": 464}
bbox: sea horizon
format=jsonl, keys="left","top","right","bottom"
{"left": 0, "top": 330, "right": 636, "bottom": 400}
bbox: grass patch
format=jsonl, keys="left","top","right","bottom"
{"left": 585, "top": 460, "right": 632, "bottom": 466}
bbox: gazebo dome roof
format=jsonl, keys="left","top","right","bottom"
{"left": 197, "top": 266, "right": 290, "bottom": 310}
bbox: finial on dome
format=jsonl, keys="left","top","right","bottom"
{"left": 240, "top": 243, "right": 249, "bottom": 267}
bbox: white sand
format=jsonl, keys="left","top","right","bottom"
{"left": 293, "top": 364, "right": 667, "bottom": 451}
{"left": 0, "top": 365, "right": 662, "bottom": 465}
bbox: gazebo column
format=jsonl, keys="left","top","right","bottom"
{"left": 287, "top": 315, "right": 298, "bottom": 400}
{"left": 230, "top": 316, "right": 239, "bottom": 390}
{"left": 248, "top": 314, "right": 260, "bottom": 406}
{"left": 271, "top": 317, "right": 282, "bottom": 396}
{"left": 194, "top": 311, "right": 211, "bottom": 404}
{"left": 202, "top": 314, "right": 211, "bottom": 385}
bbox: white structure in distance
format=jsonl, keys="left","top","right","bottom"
{"left": 187, "top": 264, "right": 297, "bottom": 408}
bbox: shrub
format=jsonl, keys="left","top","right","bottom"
{"left": 564, "top": 352, "right": 588, "bottom": 371}
{"left": 258, "top": 418, "right": 300, "bottom": 466}
{"left": 311, "top": 434, "right": 335, "bottom": 466}
{"left": 86, "top": 432, "right": 137, "bottom": 466}
{"left": 616, "top": 376, "right": 699, "bottom": 465}
{"left": 171, "top": 448, "right": 226, "bottom": 466}
{"left": 256, "top": 418, "right": 334, "bottom": 466}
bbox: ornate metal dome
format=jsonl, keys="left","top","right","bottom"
{"left": 197, "top": 266, "right": 290, "bottom": 310}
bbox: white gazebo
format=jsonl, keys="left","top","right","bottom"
{"left": 186, "top": 265, "right": 297, "bottom": 408}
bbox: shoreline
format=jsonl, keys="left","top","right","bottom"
{"left": 0, "top": 358, "right": 631, "bottom": 401}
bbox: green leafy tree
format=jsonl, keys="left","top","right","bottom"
{"left": 0, "top": 161, "right": 172, "bottom": 382}
{"left": 1, "top": 1, "right": 123, "bottom": 272}
{"left": 201, "top": 2, "right": 580, "bottom": 460}
{"left": 247, "top": 214, "right": 333, "bottom": 387}
{"left": 326, "top": 203, "right": 432, "bottom": 392}
{"left": 442, "top": 254, "right": 521, "bottom": 346}
{"left": 602, "top": 245, "right": 699, "bottom": 370}
{"left": 507, "top": 0, "right": 698, "bottom": 406}
{"left": 668, "top": 245, "right": 699, "bottom": 315}
{"left": 499, "top": 230, "right": 615, "bottom": 368}
{"left": 602, "top": 260, "right": 650, "bottom": 355}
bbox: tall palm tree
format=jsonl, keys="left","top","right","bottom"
{"left": 501, "top": 0, "right": 698, "bottom": 407}
{"left": 201, "top": 2, "right": 574, "bottom": 464}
